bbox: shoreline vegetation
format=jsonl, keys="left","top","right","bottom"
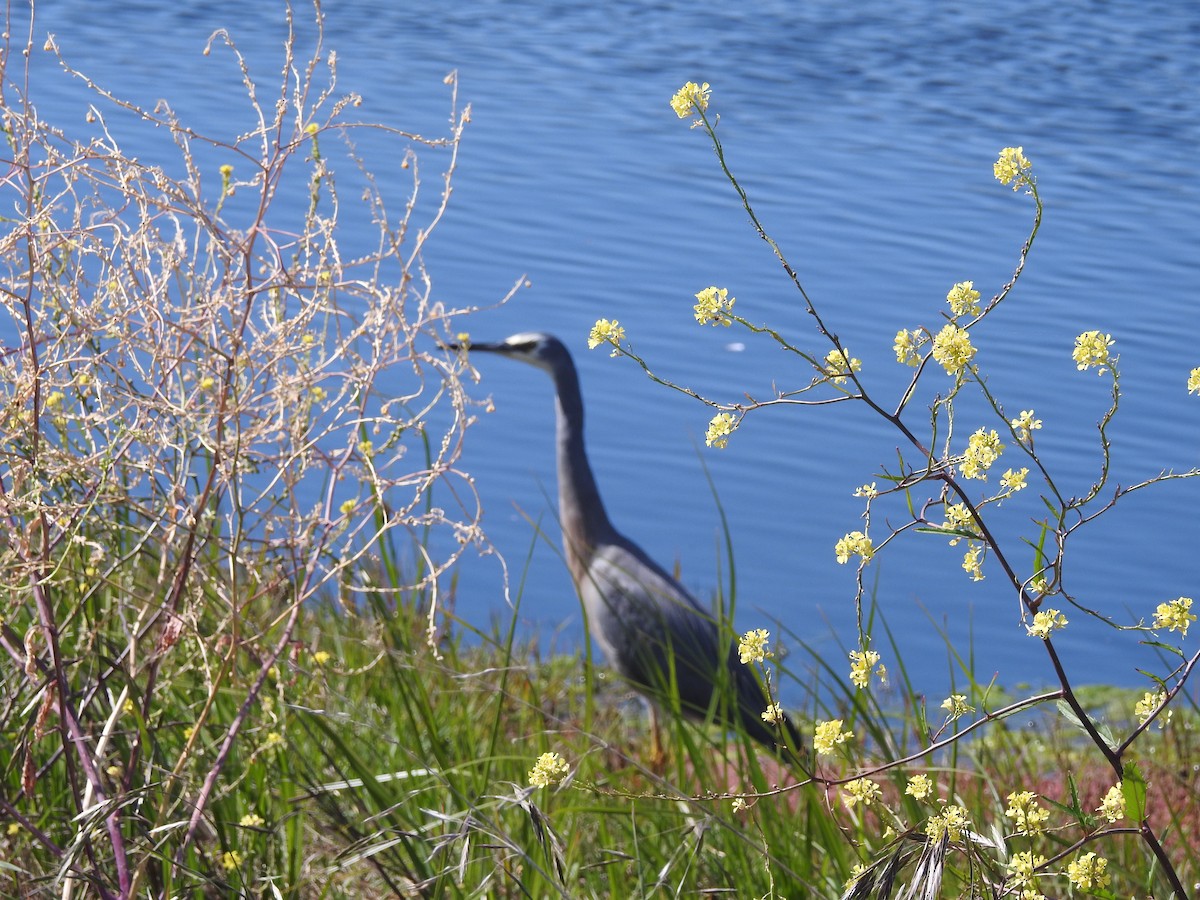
{"left": 1, "top": 6, "right": 1196, "bottom": 898}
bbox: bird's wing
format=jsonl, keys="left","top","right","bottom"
{"left": 581, "top": 541, "right": 753, "bottom": 717}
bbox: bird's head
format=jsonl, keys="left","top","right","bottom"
{"left": 445, "top": 331, "right": 569, "bottom": 375}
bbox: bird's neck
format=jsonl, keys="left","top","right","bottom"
{"left": 552, "top": 358, "right": 614, "bottom": 584}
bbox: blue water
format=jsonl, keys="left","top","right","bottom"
{"left": 24, "top": 1, "right": 1200, "bottom": 699}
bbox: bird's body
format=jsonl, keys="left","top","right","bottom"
{"left": 454, "top": 332, "right": 804, "bottom": 760}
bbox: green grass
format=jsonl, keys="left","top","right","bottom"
{"left": 5, "top": 559, "right": 1195, "bottom": 898}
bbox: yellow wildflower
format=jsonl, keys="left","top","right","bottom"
{"left": 946, "top": 281, "right": 981, "bottom": 318}
{"left": 670, "top": 81, "right": 711, "bottom": 119}
{"left": 1026, "top": 608, "right": 1067, "bottom": 639}
{"left": 931, "top": 323, "right": 976, "bottom": 375}
{"left": 1153, "top": 596, "right": 1195, "bottom": 637}
{"left": 528, "top": 751, "right": 570, "bottom": 788}
{"left": 738, "top": 628, "right": 772, "bottom": 665}
{"left": 994, "top": 146, "right": 1032, "bottom": 189}
{"left": 835, "top": 531, "right": 874, "bottom": 565}
{"left": 813, "top": 719, "right": 854, "bottom": 755}
{"left": 705, "top": 412, "right": 736, "bottom": 449}
{"left": 1073, "top": 330, "right": 1114, "bottom": 372}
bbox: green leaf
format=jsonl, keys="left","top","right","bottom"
{"left": 1122, "top": 761, "right": 1148, "bottom": 822}
{"left": 1055, "top": 699, "right": 1116, "bottom": 750}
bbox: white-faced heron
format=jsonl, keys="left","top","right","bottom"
{"left": 451, "top": 332, "right": 804, "bottom": 762}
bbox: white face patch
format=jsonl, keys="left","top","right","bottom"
{"left": 504, "top": 331, "right": 547, "bottom": 347}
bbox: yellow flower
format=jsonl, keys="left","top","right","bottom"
{"left": 1007, "top": 849, "right": 1046, "bottom": 891}
{"left": 1135, "top": 690, "right": 1171, "bottom": 728}
{"left": 960, "top": 428, "right": 1003, "bottom": 480}
{"left": 339, "top": 499, "right": 356, "bottom": 516}
{"left": 1066, "top": 852, "right": 1110, "bottom": 891}
{"left": 738, "top": 628, "right": 772, "bottom": 665}
{"left": 844, "top": 863, "right": 868, "bottom": 893}
{"left": 670, "top": 81, "right": 711, "bottom": 119}
{"left": 705, "top": 412, "right": 736, "bottom": 449}
{"left": 994, "top": 146, "right": 1032, "bottom": 189}
{"left": 893, "top": 328, "right": 924, "bottom": 367}
{"left": 813, "top": 719, "right": 854, "bottom": 755}
{"left": 823, "top": 348, "right": 862, "bottom": 385}
{"left": 1026, "top": 608, "right": 1067, "bottom": 639}
{"left": 961, "top": 544, "right": 985, "bottom": 581}
{"left": 219, "top": 163, "right": 234, "bottom": 179}
{"left": 931, "top": 323, "right": 976, "bottom": 375}
{"left": 221, "top": 850, "right": 243, "bottom": 871}
{"left": 312, "top": 650, "right": 331, "bottom": 666}
{"left": 848, "top": 649, "right": 883, "bottom": 689}
{"left": 528, "top": 751, "right": 570, "bottom": 788}
{"left": 1000, "top": 467, "right": 1029, "bottom": 493}
{"left": 587, "top": 319, "right": 626, "bottom": 354}
{"left": 853, "top": 482, "right": 878, "bottom": 498}
{"left": 925, "top": 804, "right": 969, "bottom": 841}
{"left": 940, "top": 694, "right": 974, "bottom": 721}
{"left": 1010, "top": 409, "right": 1042, "bottom": 441}
{"left": 1005, "top": 791, "right": 1050, "bottom": 835}
{"left": 693, "top": 286, "right": 735, "bottom": 326}
{"left": 1153, "top": 597, "right": 1195, "bottom": 637}
{"left": 731, "top": 797, "right": 747, "bottom": 813}
{"left": 905, "top": 774, "right": 933, "bottom": 800}
{"left": 942, "top": 503, "right": 977, "bottom": 544}
{"left": 239, "top": 813, "right": 265, "bottom": 828}
{"left": 1189, "top": 367, "right": 1200, "bottom": 395}
{"left": 835, "top": 531, "right": 874, "bottom": 565}
{"left": 1073, "top": 330, "right": 1114, "bottom": 372}
{"left": 842, "top": 777, "right": 882, "bottom": 809}
{"left": 263, "top": 731, "right": 284, "bottom": 749}
{"left": 761, "top": 703, "right": 784, "bottom": 724}
{"left": 946, "top": 281, "right": 981, "bottom": 318}
{"left": 1097, "top": 783, "right": 1124, "bottom": 823}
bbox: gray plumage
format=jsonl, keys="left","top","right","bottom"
{"left": 452, "top": 332, "right": 804, "bottom": 761}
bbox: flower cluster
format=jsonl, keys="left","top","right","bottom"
{"left": 946, "top": 281, "right": 981, "bottom": 318}
{"left": 1072, "top": 330, "right": 1114, "bottom": 372}
{"left": 842, "top": 777, "right": 882, "bottom": 809}
{"left": 693, "top": 285, "right": 735, "bottom": 326}
{"left": 853, "top": 482, "right": 878, "bottom": 498}
{"left": 587, "top": 319, "right": 625, "bottom": 354}
{"left": 835, "top": 531, "right": 875, "bottom": 565}
{"left": 994, "top": 146, "right": 1032, "bottom": 190}
{"left": 1010, "top": 409, "right": 1042, "bottom": 442}
{"left": 931, "top": 323, "right": 976, "bottom": 375}
{"left": 961, "top": 544, "right": 985, "bottom": 581}
{"left": 1004, "top": 791, "right": 1050, "bottom": 835}
{"left": 670, "top": 81, "right": 711, "bottom": 119}
{"left": 761, "top": 702, "right": 785, "bottom": 724}
{"left": 1026, "top": 608, "right": 1067, "bottom": 639}
{"left": 528, "top": 751, "right": 570, "bottom": 788}
{"left": 1007, "top": 850, "right": 1046, "bottom": 896}
{"left": 823, "top": 348, "right": 862, "bottom": 385}
{"left": 905, "top": 774, "right": 933, "bottom": 800}
{"left": 1189, "top": 366, "right": 1200, "bottom": 395}
{"left": 814, "top": 719, "right": 854, "bottom": 755}
{"left": 959, "top": 428, "right": 1003, "bottom": 480}
{"left": 941, "top": 694, "right": 974, "bottom": 721}
{"left": 1000, "top": 467, "right": 1029, "bottom": 493}
{"left": 1153, "top": 596, "right": 1195, "bottom": 637}
{"left": 848, "top": 648, "right": 884, "bottom": 689}
{"left": 893, "top": 328, "right": 925, "bottom": 367}
{"left": 1097, "top": 783, "right": 1124, "bottom": 822}
{"left": 738, "top": 628, "right": 772, "bottom": 665}
{"left": 942, "top": 502, "right": 977, "bottom": 544}
{"left": 1135, "top": 689, "right": 1170, "bottom": 728}
{"left": 926, "top": 805, "right": 969, "bottom": 841}
{"left": 705, "top": 412, "right": 736, "bottom": 449}
{"left": 1066, "top": 853, "right": 1111, "bottom": 891}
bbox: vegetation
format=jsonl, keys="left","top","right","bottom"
{"left": 1, "top": 8, "right": 1196, "bottom": 900}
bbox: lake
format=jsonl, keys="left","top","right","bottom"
{"left": 23, "top": 0, "right": 1200, "bottom": 701}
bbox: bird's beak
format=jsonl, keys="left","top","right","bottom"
{"left": 442, "top": 338, "right": 510, "bottom": 354}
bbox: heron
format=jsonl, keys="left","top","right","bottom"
{"left": 450, "top": 332, "right": 805, "bottom": 763}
